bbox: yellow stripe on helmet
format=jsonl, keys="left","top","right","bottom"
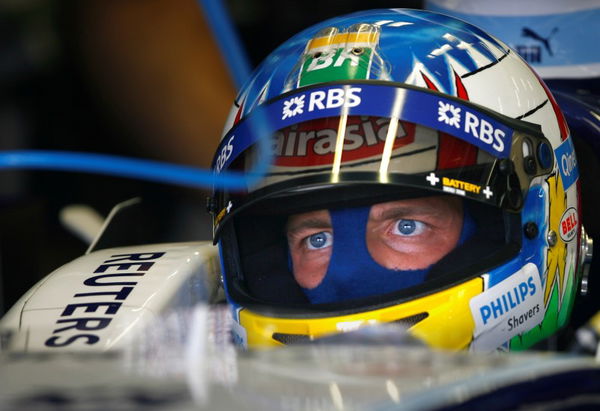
{"left": 239, "top": 277, "right": 483, "bottom": 349}
{"left": 307, "top": 31, "right": 380, "bottom": 51}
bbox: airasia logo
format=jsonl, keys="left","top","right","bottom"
{"left": 559, "top": 207, "right": 578, "bottom": 242}
{"left": 273, "top": 116, "right": 415, "bottom": 167}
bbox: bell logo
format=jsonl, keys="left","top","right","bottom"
{"left": 559, "top": 207, "right": 578, "bottom": 242}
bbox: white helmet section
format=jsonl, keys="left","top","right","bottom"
{"left": 436, "top": 45, "right": 563, "bottom": 147}
{"left": 0, "top": 242, "right": 221, "bottom": 352}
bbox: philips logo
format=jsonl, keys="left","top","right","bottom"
{"left": 478, "top": 275, "right": 536, "bottom": 325}
{"left": 281, "top": 87, "right": 362, "bottom": 120}
{"left": 470, "top": 263, "right": 544, "bottom": 351}
{"left": 437, "top": 100, "right": 506, "bottom": 153}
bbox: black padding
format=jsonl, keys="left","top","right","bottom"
{"left": 235, "top": 213, "right": 309, "bottom": 304}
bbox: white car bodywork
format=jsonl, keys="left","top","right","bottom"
{"left": 0, "top": 242, "right": 221, "bottom": 352}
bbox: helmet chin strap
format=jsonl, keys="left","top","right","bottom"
{"left": 300, "top": 204, "right": 476, "bottom": 304}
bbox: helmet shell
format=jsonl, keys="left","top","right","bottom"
{"left": 213, "top": 9, "right": 587, "bottom": 351}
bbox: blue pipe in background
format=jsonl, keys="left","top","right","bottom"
{"left": 197, "top": 0, "right": 252, "bottom": 90}
{"left": 0, "top": 101, "right": 273, "bottom": 189}
{"left": 0, "top": 0, "right": 262, "bottom": 189}
{"left": 0, "top": 149, "right": 266, "bottom": 189}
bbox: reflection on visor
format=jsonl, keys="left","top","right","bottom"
{"left": 273, "top": 117, "right": 416, "bottom": 167}
{"left": 250, "top": 118, "right": 491, "bottom": 209}
{"left": 260, "top": 116, "right": 484, "bottom": 194}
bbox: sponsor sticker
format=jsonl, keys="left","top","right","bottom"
{"left": 426, "top": 173, "right": 494, "bottom": 200}
{"left": 273, "top": 117, "right": 415, "bottom": 167}
{"left": 212, "top": 83, "right": 516, "bottom": 173}
{"left": 470, "top": 263, "right": 544, "bottom": 351}
{"left": 280, "top": 86, "right": 363, "bottom": 120}
{"left": 44, "top": 251, "right": 166, "bottom": 348}
{"left": 214, "top": 136, "right": 235, "bottom": 174}
{"left": 435, "top": 101, "right": 508, "bottom": 156}
{"left": 299, "top": 30, "right": 380, "bottom": 86}
{"left": 441, "top": 177, "right": 481, "bottom": 196}
{"left": 559, "top": 207, "right": 578, "bottom": 242}
{"left": 555, "top": 137, "right": 579, "bottom": 191}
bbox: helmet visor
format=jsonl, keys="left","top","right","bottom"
{"left": 212, "top": 81, "right": 553, "bottom": 235}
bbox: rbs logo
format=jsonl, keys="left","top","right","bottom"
{"left": 437, "top": 101, "right": 506, "bottom": 154}
{"left": 214, "top": 136, "right": 235, "bottom": 173}
{"left": 281, "top": 87, "right": 362, "bottom": 120}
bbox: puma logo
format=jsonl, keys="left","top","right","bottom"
{"left": 521, "top": 27, "right": 558, "bottom": 56}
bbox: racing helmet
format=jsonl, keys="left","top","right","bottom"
{"left": 209, "top": 9, "right": 592, "bottom": 351}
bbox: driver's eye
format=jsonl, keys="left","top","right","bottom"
{"left": 305, "top": 231, "right": 333, "bottom": 250}
{"left": 392, "top": 219, "right": 425, "bottom": 236}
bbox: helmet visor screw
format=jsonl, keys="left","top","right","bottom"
{"left": 523, "top": 156, "right": 537, "bottom": 175}
{"left": 524, "top": 222, "right": 539, "bottom": 239}
{"left": 547, "top": 230, "right": 558, "bottom": 247}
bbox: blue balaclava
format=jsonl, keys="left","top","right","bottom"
{"left": 299, "top": 203, "right": 476, "bottom": 304}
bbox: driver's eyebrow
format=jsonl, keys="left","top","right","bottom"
{"left": 286, "top": 217, "right": 331, "bottom": 237}
{"left": 371, "top": 205, "right": 443, "bottom": 222}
